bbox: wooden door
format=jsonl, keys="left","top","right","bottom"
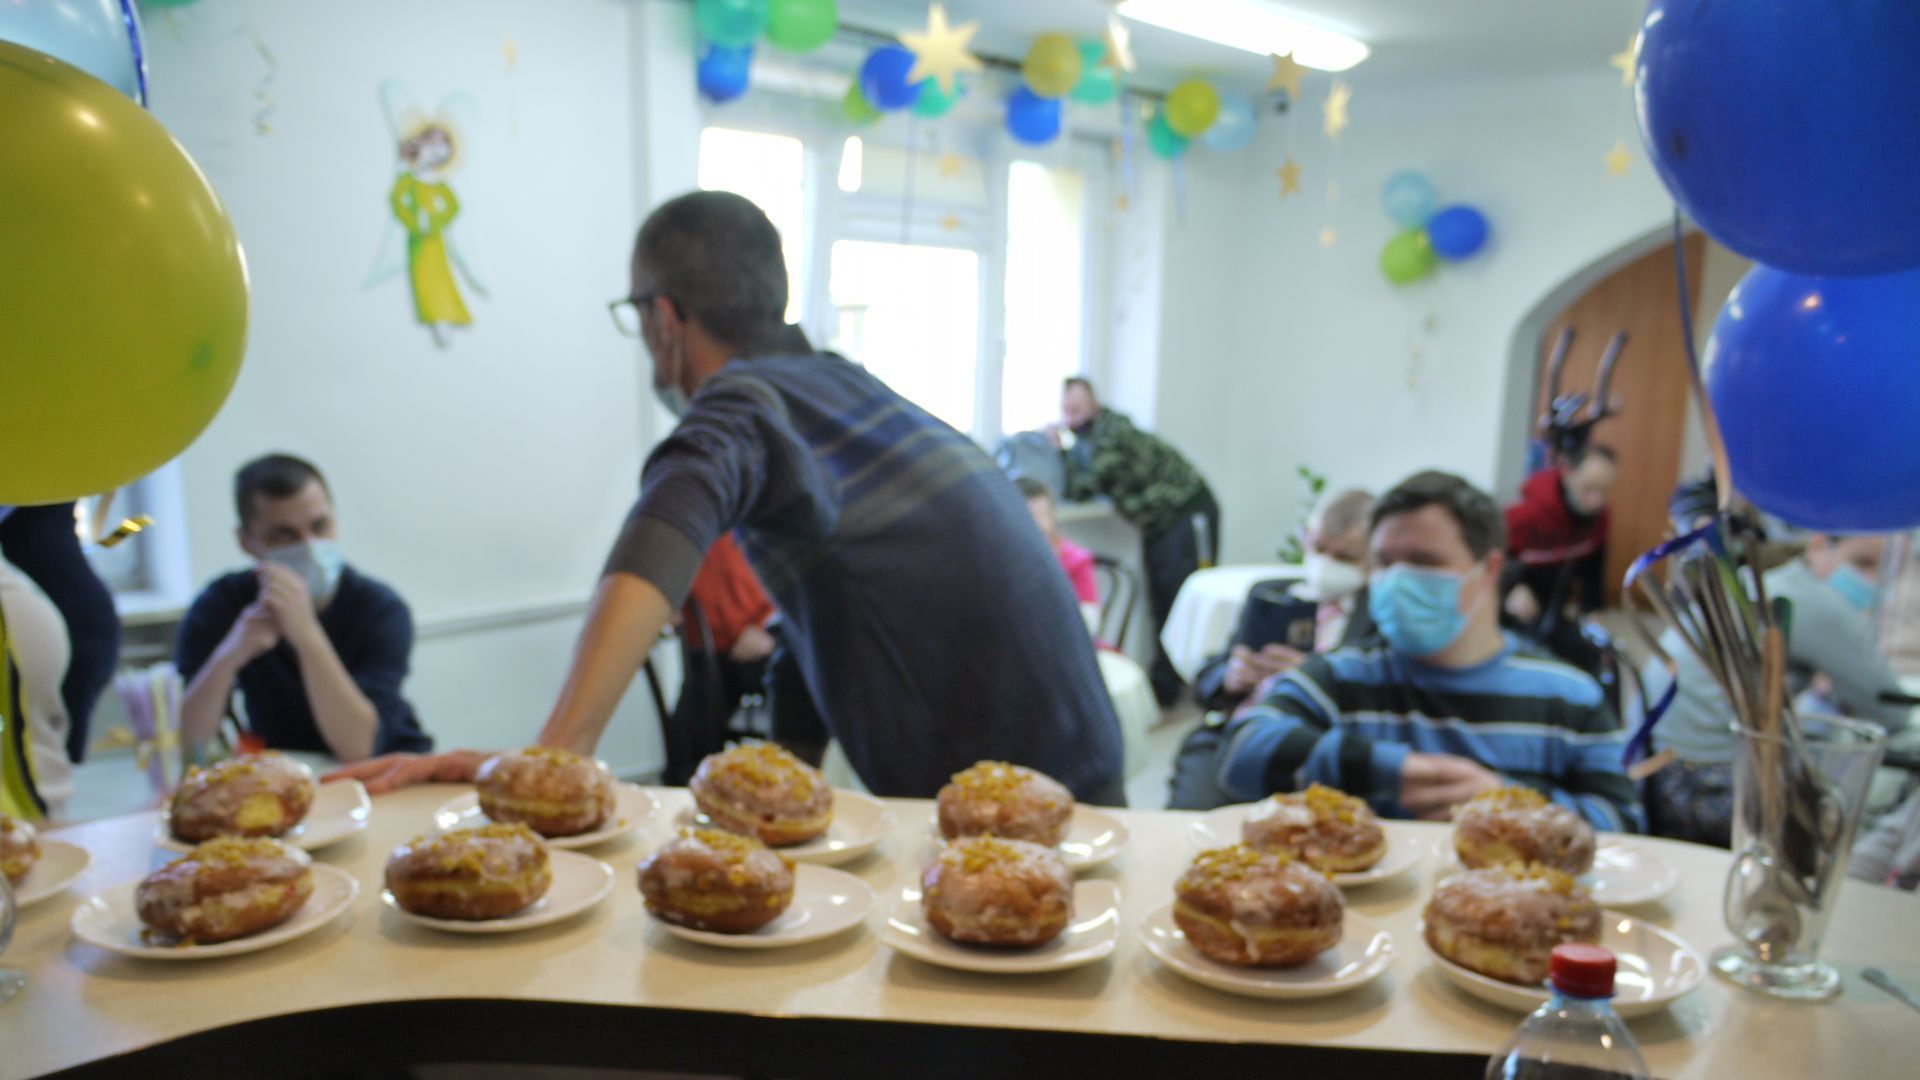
{"left": 1531, "top": 231, "right": 1704, "bottom": 606}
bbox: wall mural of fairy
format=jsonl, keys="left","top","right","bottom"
{"left": 366, "top": 81, "right": 485, "bottom": 347}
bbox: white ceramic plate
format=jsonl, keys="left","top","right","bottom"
{"left": 1422, "top": 910, "right": 1707, "bottom": 1018}
{"left": 1433, "top": 837, "right": 1680, "bottom": 907}
{"left": 69, "top": 864, "right": 359, "bottom": 960}
{"left": 432, "top": 783, "right": 659, "bottom": 849}
{"left": 156, "top": 779, "right": 372, "bottom": 854}
{"left": 881, "top": 880, "right": 1121, "bottom": 974}
{"left": 928, "top": 806, "right": 1131, "bottom": 874}
{"left": 13, "top": 839, "right": 92, "bottom": 907}
{"left": 674, "top": 789, "right": 894, "bottom": 866}
{"left": 1138, "top": 904, "right": 1396, "bottom": 999}
{"left": 653, "top": 863, "right": 874, "bottom": 949}
{"left": 383, "top": 849, "right": 614, "bottom": 934}
{"left": 1187, "top": 807, "right": 1424, "bottom": 888}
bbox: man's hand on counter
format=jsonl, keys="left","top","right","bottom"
{"left": 324, "top": 749, "right": 492, "bottom": 794}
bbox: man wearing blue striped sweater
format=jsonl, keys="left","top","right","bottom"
{"left": 1211, "top": 471, "right": 1642, "bottom": 832}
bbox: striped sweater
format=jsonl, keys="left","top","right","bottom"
{"left": 1216, "top": 635, "right": 1642, "bottom": 832}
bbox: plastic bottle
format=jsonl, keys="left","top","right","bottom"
{"left": 1484, "top": 943, "right": 1651, "bottom": 1080}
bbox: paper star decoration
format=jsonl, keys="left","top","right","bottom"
{"left": 1268, "top": 52, "right": 1308, "bottom": 100}
{"left": 1323, "top": 81, "right": 1351, "bottom": 139}
{"left": 936, "top": 152, "right": 964, "bottom": 178}
{"left": 1610, "top": 33, "right": 1640, "bottom": 88}
{"left": 1319, "top": 225, "right": 1338, "bottom": 248}
{"left": 900, "top": 4, "right": 983, "bottom": 96}
{"left": 1277, "top": 156, "right": 1302, "bottom": 197}
{"left": 1102, "top": 14, "right": 1136, "bottom": 74}
{"left": 941, "top": 213, "right": 962, "bottom": 232}
{"left": 1606, "top": 139, "right": 1633, "bottom": 176}
{"left": 1116, "top": 193, "right": 1131, "bottom": 212}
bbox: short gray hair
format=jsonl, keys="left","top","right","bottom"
{"left": 633, "top": 190, "right": 788, "bottom": 349}
{"left": 1310, "top": 487, "right": 1375, "bottom": 540}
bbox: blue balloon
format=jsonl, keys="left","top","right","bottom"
{"left": 859, "top": 44, "right": 923, "bottom": 111}
{"left": 1705, "top": 265, "right": 1920, "bottom": 531}
{"left": 1427, "top": 204, "right": 1490, "bottom": 261}
{"left": 1005, "top": 86, "right": 1061, "bottom": 146}
{"left": 0, "top": 0, "right": 146, "bottom": 104}
{"left": 1200, "top": 93, "right": 1256, "bottom": 152}
{"left": 696, "top": 42, "right": 753, "bottom": 103}
{"left": 1380, "top": 170, "right": 1436, "bottom": 229}
{"left": 1638, "top": 0, "right": 1920, "bottom": 276}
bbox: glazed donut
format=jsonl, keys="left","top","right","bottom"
{"left": 1, "top": 814, "right": 39, "bottom": 886}
{"left": 475, "top": 747, "right": 616, "bottom": 838}
{"left": 935, "top": 761, "right": 1073, "bottom": 847}
{"left": 922, "top": 835, "right": 1073, "bottom": 948}
{"left": 135, "top": 837, "right": 314, "bottom": 945}
{"left": 1174, "top": 845, "right": 1345, "bottom": 968}
{"left": 637, "top": 827, "right": 795, "bottom": 934}
{"left": 689, "top": 743, "right": 832, "bottom": 847}
{"left": 1452, "top": 786, "right": 1596, "bottom": 876}
{"left": 385, "top": 823, "right": 553, "bottom": 921}
{"left": 1424, "top": 862, "right": 1602, "bottom": 985}
{"left": 1241, "top": 784, "right": 1388, "bottom": 873}
{"left": 168, "top": 752, "right": 317, "bottom": 842}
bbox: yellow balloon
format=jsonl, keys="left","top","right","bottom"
{"left": 0, "top": 43, "right": 249, "bottom": 506}
{"left": 1165, "top": 79, "right": 1221, "bottom": 138}
{"left": 1023, "top": 33, "right": 1083, "bottom": 100}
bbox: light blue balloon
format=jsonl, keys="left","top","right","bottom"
{"left": 1381, "top": 170, "right": 1437, "bottom": 229}
{"left": 0, "top": 0, "right": 146, "bottom": 104}
{"left": 1200, "top": 93, "right": 1256, "bottom": 152}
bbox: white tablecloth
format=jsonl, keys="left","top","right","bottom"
{"left": 1159, "top": 563, "right": 1301, "bottom": 682}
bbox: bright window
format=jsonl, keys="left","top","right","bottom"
{"left": 828, "top": 240, "right": 981, "bottom": 433}
{"left": 697, "top": 127, "right": 807, "bottom": 323}
{"left": 1001, "top": 160, "right": 1087, "bottom": 434}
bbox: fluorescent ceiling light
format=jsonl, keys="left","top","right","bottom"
{"left": 1118, "top": 0, "right": 1370, "bottom": 72}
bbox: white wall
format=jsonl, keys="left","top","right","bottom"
{"left": 1136, "top": 69, "right": 1674, "bottom": 564}
{"left": 142, "top": 0, "right": 701, "bottom": 774}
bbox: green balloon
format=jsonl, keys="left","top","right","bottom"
{"left": 1071, "top": 40, "right": 1115, "bottom": 105}
{"left": 1147, "top": 112, "right": 1188, "bottom": 159}
{"left": 1380, "top": 229, "right": 1438, "bottom": 284}
{"left": 842, "top": 81, "right": 880, "bottom": 126}
{"left": 766, "top": 0, "right": 836, "bottom": 53}
{"left": 914, "top": 77, "right": 963, "bottom": 118}
{"left": 695, "top": 0, "right": 768, "bottom": 49}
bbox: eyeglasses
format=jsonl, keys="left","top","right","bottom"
{"left": 608, "top": 290, "right": 664, "bottom": 338}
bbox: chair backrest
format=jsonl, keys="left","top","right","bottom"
{"left": 1092, "top": 555, "right": 1139, "bottom": 650}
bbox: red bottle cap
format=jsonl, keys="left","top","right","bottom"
{"left": 1549, "top": 943, "right": 1617, "bottom": 998}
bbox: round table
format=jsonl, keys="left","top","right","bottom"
{"left": 5, "top": 787, "right": 1918, "bottom": 1078}
{"left": 1159, "top": 563, "right": 1301, "bottom": 682}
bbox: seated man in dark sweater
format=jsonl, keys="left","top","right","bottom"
{"left": 1178, "top": 471, "right": 1641, "bottom": 829}
{"left": 176, "top": 454, "right": 430, "bottom": 762}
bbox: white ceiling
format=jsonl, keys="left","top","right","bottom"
{"left": 833, "top": 0, "right": 1643, "bottom": 88}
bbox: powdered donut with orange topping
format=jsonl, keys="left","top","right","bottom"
{"left": 168, "top": 752, "right": 317, "bottom": 842}
{"left": 136, "top": 837, "right": 314, "bottom": 945}
{"left": 385, "top": 823, "right": 553, "bottom": 920}
{"left": 922, "top": 835, "right": 1073, "bottom": 947}
{"left": 1174, "top": 845, "right": 1344, "bottom": 967}
{"left": 1424, "top": 862, "right": 1602, "bottom": 985}
{"left": 689, "top": 743, "right": 832, "bottom": 846}
{"left": 936, "top": 761, "right": 1073, "bottom": 847}
{"left": 1, "top": 814, "right": 39, "bottom": 886}
{"left": 638, "top": 827, "right": 796, "bottom": 933}
{"left": 1241, "top": 784, "right": 1388, "bottom": 873}
{"left": 1453, "top": 786, "right": 1596, "bottom": 876}
{"left": 475, "top": 747, "right": 616, "bottom": 838}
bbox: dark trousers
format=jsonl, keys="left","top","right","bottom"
{"left": 1142, "top": 488, "right": 1220, "bottom": 705}
{"left": 0, "top": 502, "right": 120, "bottom": 762}
{"left": 664, "top": 627, "right": 828, "bottom": 785}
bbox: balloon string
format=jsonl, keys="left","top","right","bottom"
{"left": 118, "top": 0, "right": 148, "bottom": 107}
{"left": 1671, "top": 207, "right": 1733, "bottom": 512}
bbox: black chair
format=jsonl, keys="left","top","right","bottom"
{"left": 657, "top": 597, "right": 769, "bottom": 785}
{"left": 1092, "top": 555, "right": 1140, "bottom": 651}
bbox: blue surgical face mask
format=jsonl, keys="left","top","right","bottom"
{"left": 1828, "top": 564, "right": 1879, "bottom": 612}
{"left": 265, "top": 538, "right": 345, "bottom": 605}
{"left": 1368, "top": 564, "right": 1480, "bottom": 658}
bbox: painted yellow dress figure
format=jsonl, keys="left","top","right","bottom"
{"left": 390, "top": 170, "right": 470, "bottom": 328}
{"left": 369, "top": 83, "right": 483, "bottom": 348}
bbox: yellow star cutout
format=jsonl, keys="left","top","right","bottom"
{"left": 1268, "top": 52, "right": 1308, "bottom": 100}
{"left": 936, "top": 151, "right": 964, "bottom": 178}
{"left": 1610, "top": 33, "right": 1640, "bottom": 88}
{"left": 1277, "top": 155, "right": 1302, "bottom": 198}
{"left": 1606, "top": 139, "right": 1633, "bottom": 176}
{"left": 941, "top": 213, "right": 962, "bottom": 232}
{"left": 1116, "top": 193, "right": 1131, "bottom": 212}
{"left": 503, "top": 38, "right": 518, "bottom": 76}
{"left": 1101, "top": 14, "right": 1136, "bottom": 74}
{"left": 1323, "top": 81, "right": 1351, "bottom": 139}
{"left": 900, "top": 3, "right": 983, "bottom": 96}
{"left": 1319, "top": 225, "right": 1338, "bottom": 248}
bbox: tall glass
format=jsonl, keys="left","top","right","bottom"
{"left": 1714, "top": 714, "right": 1886, "bottom": 1001}
{"left": 0, "top": 866, "right": 24, "bottom": 1004}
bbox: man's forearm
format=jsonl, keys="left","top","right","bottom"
{"left": 291, "top": 635, "right": 379, "bottom": 762}
{"left": 537, "top": 573, "right": 673, "bottom": 753}
{"left": 180, "top": 651, "right": 246, "bottom": 750}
